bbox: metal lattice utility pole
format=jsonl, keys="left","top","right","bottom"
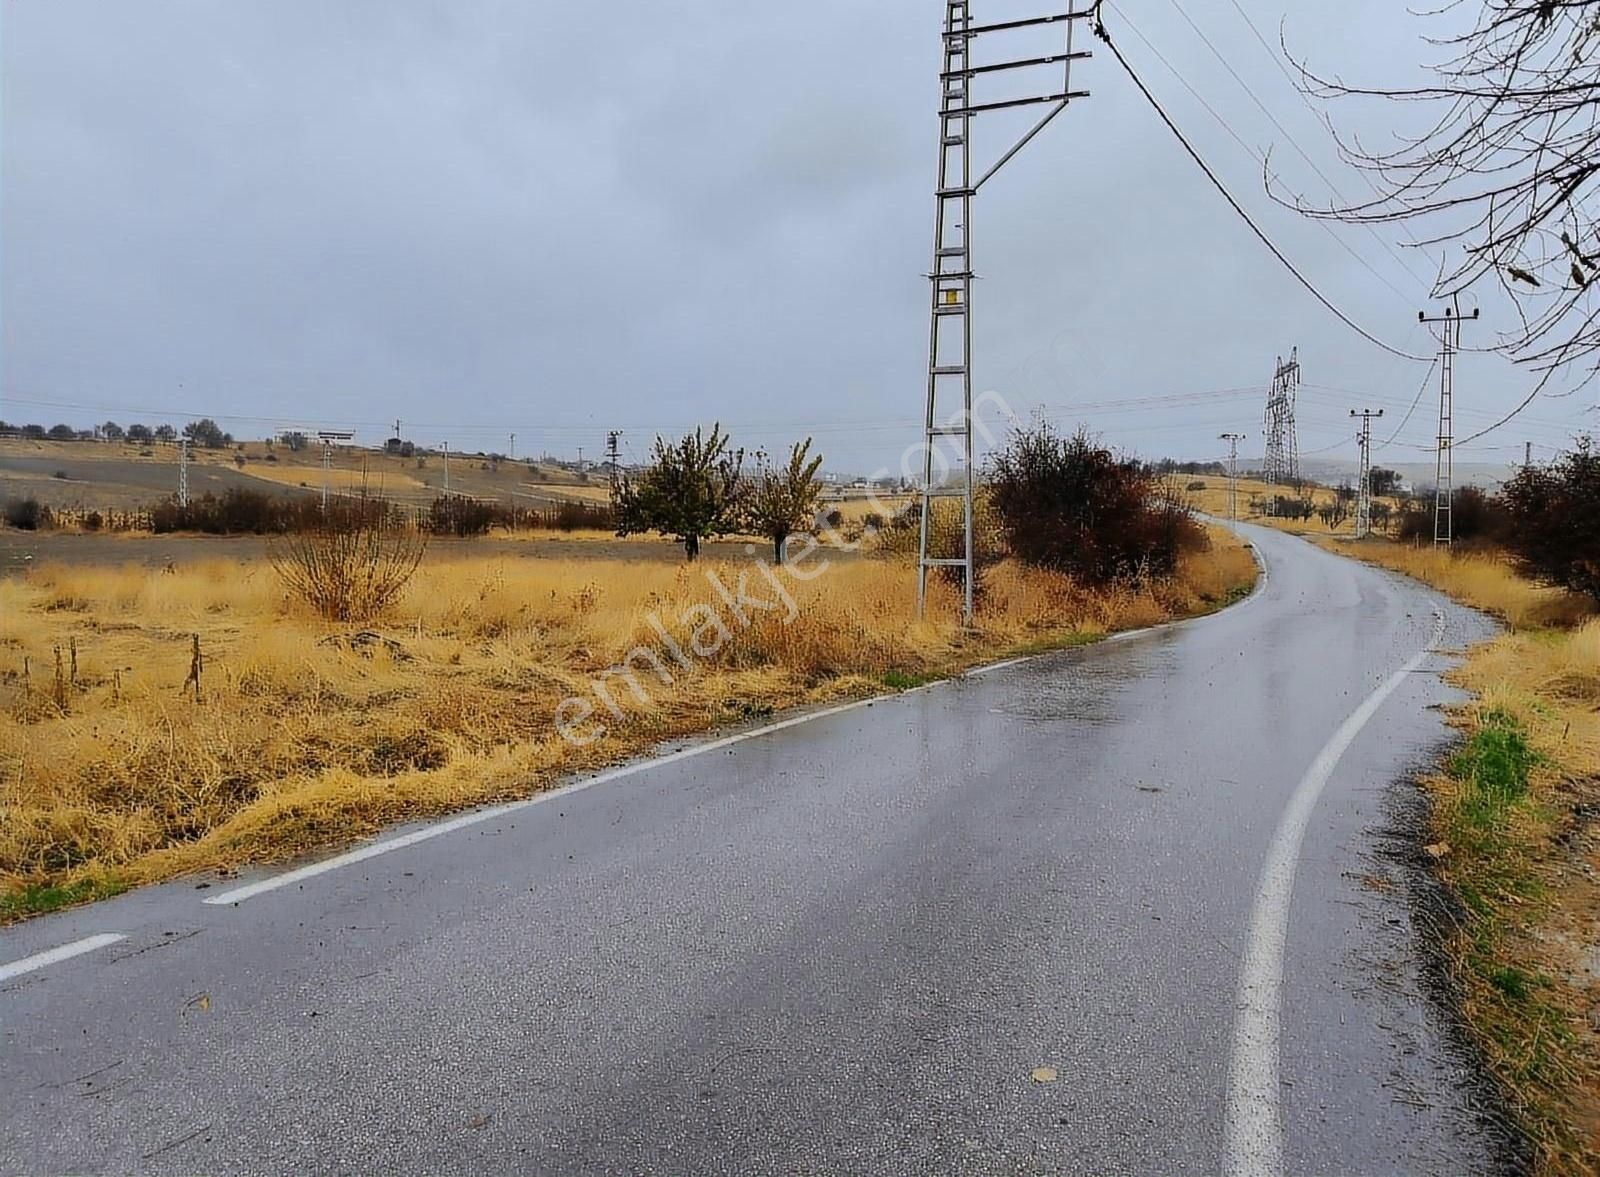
{"left": 606, "top": 430, "right": 623, "bottom": 490}
{"left": 1417, "top": 300, "right": 1478, "bottom": 545}
{"left": 1350, "top": 408, "right": 1383, "bottom": 539}
{"left": 918, "top": 2, "right": 1092, "bottom": 624}
{"left": 1262, "top": 348, "right": 1300, "bottom": 507}
{"left": 178, "top": 437, "right": 190, "bottom": 509}
{"left": 321, "top": 440, "right": 333, "bottom": 511}
{"left": 1219, "top": 432, "right": 1246, "bottom": 526}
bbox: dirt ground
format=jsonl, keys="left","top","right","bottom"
{"left": 0, "top": 450, "right": 303, "bottom": 511}
{"left": 0, "top": 439, "right": 609, "bottom": 512}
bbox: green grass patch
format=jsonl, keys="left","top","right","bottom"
{"left": 1447, "top": 709, "right": 1539, "bottom": 829}
{"left": 0, "top": 874, "right": 130, "bottom": 923}
{"left": 881, "top": 669, "right": 937, "bottom": 690}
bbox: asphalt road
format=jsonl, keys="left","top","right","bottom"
{"left": 1, "top": 525, "right": 1519, "bottom": 1175}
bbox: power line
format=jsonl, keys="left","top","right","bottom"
{"left": 1219, "top": 0, "right": 1441, "bottom": 287}
{"left": 1090, "top": 7, "right": 1432, "bottom": 364}
{"left": 1103, "top": 4, "right": 1419, "bottom": 308}
{"left": 1375, "top": 356, "right": 1439, "bottom": 451}
{"left": 1456, "top": 381, "right": 1553, "bottom": 447}
{"left": 1165, "top": 0, "right": 1433, "bottom": 294}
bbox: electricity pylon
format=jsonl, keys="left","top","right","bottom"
{"left": 919, "top": 2, "right": 1093, "bottom": 623}
{"left": 1417, "top": 301, "right": 1478, "bottom": 545}
{"left": 1262, "top": 348, "right": 1300, "bottom": 504}
{"left": 1350, "top": 408, "right": 1383, "bottom": 539}
{"left": 1219, "top": 432, "right": 1246, "bottom": 526}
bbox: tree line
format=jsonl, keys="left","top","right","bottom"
{"left": 1, "top": 418, "right": 235, "bottom": 447}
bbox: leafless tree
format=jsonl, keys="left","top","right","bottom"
{"left": 1289, "top": 2, "right": 1600, "bottom": 380}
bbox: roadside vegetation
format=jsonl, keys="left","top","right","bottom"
{"left": 0, "top": 423, "right": 1257, "bottom": 922}
{"left": 1326, "top": 438, "right": 1599, "bottom": 1174}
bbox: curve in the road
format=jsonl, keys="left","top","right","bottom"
{"left": 0, "top": 525, "right": 1515, "bottom": 1176}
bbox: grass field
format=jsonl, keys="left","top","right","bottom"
{"left": 1327, "top": 537, "right": 1599, "bottom": 1173}
{"left": 1181, "top": 474, "right": 1402, "bottom": 535}
{"left": 0, "top": 527, "right": 1256, "bottom": 921}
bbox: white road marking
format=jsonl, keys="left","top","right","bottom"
{"left": 205, "top": 696, "right": 883, "bottom": 906}
{"left": 0, "top": 933, "right": 127, "bottom": 983}
{"left": 209, "top": 546, "right": 1273, "bottom": 907}
{"left": 1224, "top": 608, "right": 1446, "bottom": 1177}
{"left": 963, "top": 655, "right": 1033, "bottom": 677}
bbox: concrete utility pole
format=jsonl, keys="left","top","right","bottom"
{"left": 1524, "top": 440, "right": 1533, "bottom": 469}
{"left": 918, "top": 1, "right": 1093, "bottom": 625}
{"left": 509, "top": 433, "right": 515, "bottom": 461}
{"left": 1350, "top": 408, "right": 1384, "bottom": 539}
{"left": 1418, "top": 300, "right": 1478, "bottom": 545}
{"left": 1219, "top": 432, "right": 1246, "bottom": 526}
{"left": 442, "top": 441, "right": 450, "bottom": 492}
{"left": 178, "top": 437, "right": 190, "bottom": 509}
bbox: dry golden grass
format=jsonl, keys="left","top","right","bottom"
{"left": 1325, "top": 539, "right": 1596, "bottom": 631}
{"left": 822, "top": 494, "right": 916, "bottom": 524}
{"left": 238, "top": 462, "right": 431, "bottom": 495}
{"left": 521, "top": 481, "right": 612, "bottom": 503}
{"left": 1431, "top": 621, "right": 1600, "bottom": 1174}
{"left": 0, "top": 528, "right": 1256, "bottom": 915}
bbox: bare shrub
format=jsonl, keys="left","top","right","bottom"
{"left": 1393, "top": 486, "right": 1509, "bottom": 545}
{"left": 426, "top": 494, "right": 503, "bottom": 537}
{"left": 1501, "top": 436, "right": 1600, "bottom": 602}
{"left": 986, "top": 421, "right": 1206, "bottom": 586}
{"left": 268, "top": 491, "right": 426, "bottom": 621}
{"left": 3, "top": 498, "right": 47, "bottom": 530}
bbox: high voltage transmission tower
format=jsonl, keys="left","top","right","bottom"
{"left": 1262, "top": 347, "right": 1300, "bottom": 498}
{"left": 1350, "top": 408, "right": 1383, "bottom": 539}
{"left": 919, "top": 1, "right": 1092, "bottom": 623}
{"left": 1417, "top": 301, "right": 1478, "bottom": 546}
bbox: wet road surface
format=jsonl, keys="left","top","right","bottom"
{"left": 0, "top": 525, "right": 1518, "bottom": 1174}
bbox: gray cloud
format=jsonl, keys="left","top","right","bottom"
{"left": 3, "top": 0, "right": 1592, "bottom": 474}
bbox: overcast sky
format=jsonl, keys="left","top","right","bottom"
{"left": 3, "top": 0, "right": 1595, "bottom": 475}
